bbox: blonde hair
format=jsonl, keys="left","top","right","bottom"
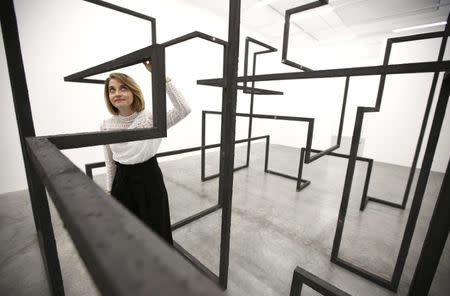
{"left": 104, "top": 73, "right": 145, "bottom": 115}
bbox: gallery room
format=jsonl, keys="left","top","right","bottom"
{"left": 1, "top": 0, "right": 449, "bottom": 295}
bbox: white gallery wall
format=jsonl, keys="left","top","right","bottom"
{"left": 1, "top": 0, "right": 449, "bottom": 194}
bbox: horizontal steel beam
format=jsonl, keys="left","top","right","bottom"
{"left": 64, "top": 45, "right": 156, "bottom": 82}
{"left": 83, "top": 0, "right": 155, "bottom": 22}
{"left": 161, "top": 31, "right": 227, "bottom": 47}
{"left": 25, "top": 137, "right": 224, "bottom": 296}
{"left": 198, "top": 61, "right": 450, "bottom": 84}
{"left": 45, "top": 128, "right": 164, "bottom": 150}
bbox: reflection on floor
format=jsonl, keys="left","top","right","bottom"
{"left": 0, "top": 143, "right": 449, "bottom": 296}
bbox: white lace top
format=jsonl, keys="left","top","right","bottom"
{"left": 100, "top": 80, "right": 191, "bottom": 191}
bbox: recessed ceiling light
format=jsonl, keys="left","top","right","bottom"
{"left": 392, "top": 21, "right": 447, "bottom": 33}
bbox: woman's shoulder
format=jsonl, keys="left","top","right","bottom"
{"left": 100, "top": 115, "right": 118, "bottom": 130}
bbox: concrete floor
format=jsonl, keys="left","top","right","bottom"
{"left": 0, "top": 143, "right": 449, "bottom": 295}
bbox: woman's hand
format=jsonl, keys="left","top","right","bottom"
{"left": 143, "top": 60, "right": 152, "bottom": 72}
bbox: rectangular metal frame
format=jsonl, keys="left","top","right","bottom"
{"left": 359, "top": 29, "right": 449, "bottom": 211}
{"left": 330, "top": 17, "right": 450, "bottom": 291}
{"left": 289, "top": 266, "right": 351, "bottom": 296}
{"left": 201, "top": 110, "right": 313, "bottom": 190}
{"left": 281, "top": 0, "right": 328, "bottom": 71}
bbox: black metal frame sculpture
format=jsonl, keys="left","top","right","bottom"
{"left": 3, "top": 0, "right": 450, "bottom": 294}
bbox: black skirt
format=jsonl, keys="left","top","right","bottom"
{"left": 111, "top": 156, "right": 173, "bottom": 245}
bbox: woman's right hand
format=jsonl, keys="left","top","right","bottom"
{"left": 143, "top": 60, "right": 152, "bottom": 72}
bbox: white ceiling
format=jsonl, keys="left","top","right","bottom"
{"left": 186, "top": 0, "right": 450, "bottom": 49}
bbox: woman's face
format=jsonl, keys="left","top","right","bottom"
{"left": 108, "top": 78, "right": 134, "bottom": 113}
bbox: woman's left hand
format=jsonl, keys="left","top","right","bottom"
{"left": 143, "top": 60, "right": 152, "bottom": 72}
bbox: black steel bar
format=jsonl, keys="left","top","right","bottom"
{"left": 359, "top": 160, "right": 373, "bottom": 211}
{"left": 296, "top": 148, "right": 306, "bottom": 191}
{"left": 264, "top": 135, "right": 270, "bottom": 172}
{"left": 1, "top": 2, "right": 64, "bottom": 295}
{"left": 201, "top": 111, "right": 206, "bottom": 181}
{"left": 367, "top": 197, "right": 404, "bottom": 209}
{"left": 245, "top": 52, "right": 257, "bottom": 167}
{"left": 203, "top": 165, "right": 248, "bottom": 182}
{"left": 64, "top": 45, "right": 155, "bottom": 82}
{"left": 197, "top": 60, "right": 450, "bottom": 84}
{"left": 305, "top": 144, "right": 339, "bottom": 163}
{"left": 266, "top": 170, "right": 298, "bottom": 181}
{"left": 82, "top": 0, "right": 157, "bottom": 44}
{"left": 172, "top": 242, "right": 220, "bottom": 285}
{"left": 337, "top": 77, "right": 350, "bottom": 145}
{"left": 217, "top": 0, "right": 241, "bottom": 288}
{"left": 407, "top": 157, "right": 450, "bottom": 295}
{"left": 171, "top": 204, "right": 221, "bottom": 231}
{"left": 286, "top": 0, "right": 328, "bottom": 14}
{"left": 161, "top": 31, "right": 227, "bottom": 47}
{"left": 83, "top": 0, "right": 155, "bottom": 22}
{"left": 331, "top": 107, "right": 366, "bottom": 259}
{"left": 331, "top": 257, "right": 392, "bottom": 289}
{"left": 85, "top": 162, "right": 105, "bottom": 178}
{"left": 298, "top": 180, "right": 311, "bottom": 191}
{"left": 391, "top": 71, "right": 450, "bottom": 290}
{"left": 151, "top": 45, "right": 167, "bottom": 133}
{"left": 290, "top": 266, "right": 351, "bottom": 296}
{"left": 26, "top": 137, "right": 224, "bottom": 296}
{"left": 46, "top": 128, "right": 164, "bottom": 150}
{"left": 205, "top": 110, "right": 314, "bottom": 122}
{"left": 389, "top": 31, "right": 444, "bottom": 44}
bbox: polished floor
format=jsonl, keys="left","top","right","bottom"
{"left": 0, "top": 143, "right": 449, "bottom": 295}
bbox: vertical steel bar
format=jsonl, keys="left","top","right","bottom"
{"left": 1, "top": 1, "right": 64, "bottom": 294}
{"left": 331, "top": 107, "right": 365, "bottom": 258}
{"left": 289, "top": 272, "right": 303, "bottom": 296}
{"left": 391, "top": 72, "right": 450, "bottom": 290}
{"left": 296, "top": 148, "right": 306, "bottom": 191}
{"left": 151, "top": 19, "right": 157, "bottom": 44}
{"left": 407, "top": 156, "right": 450, "bottom": 295}
{"left": 218, "top": 0, "right": 241, "bottom": 288}
{"left": 337, "top": 77, "right": 350, "bottom": 145}
{"left": 201, "top": 111, "right": 206, "bottom": 181}
{"left": 151, "top": 44, "right": 167, "bottom": 134}
{"left": 265, "top": 136, "right": 270, "bottom": 172}
{"left": 281, "top": 13, "right": 290, "bottom": 61}
{"left": 359, "top": 160, "right": 373, "bottom": 211}
{"left": 245, "top": 52, "right": 257, "bottom": 167}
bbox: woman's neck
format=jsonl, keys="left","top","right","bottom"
{"left": 118, "top": 107, "right": 134, "bottom": 117}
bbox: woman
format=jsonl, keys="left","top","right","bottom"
{"left": 100, "top": 61, "right": 191, "bottom": 245}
